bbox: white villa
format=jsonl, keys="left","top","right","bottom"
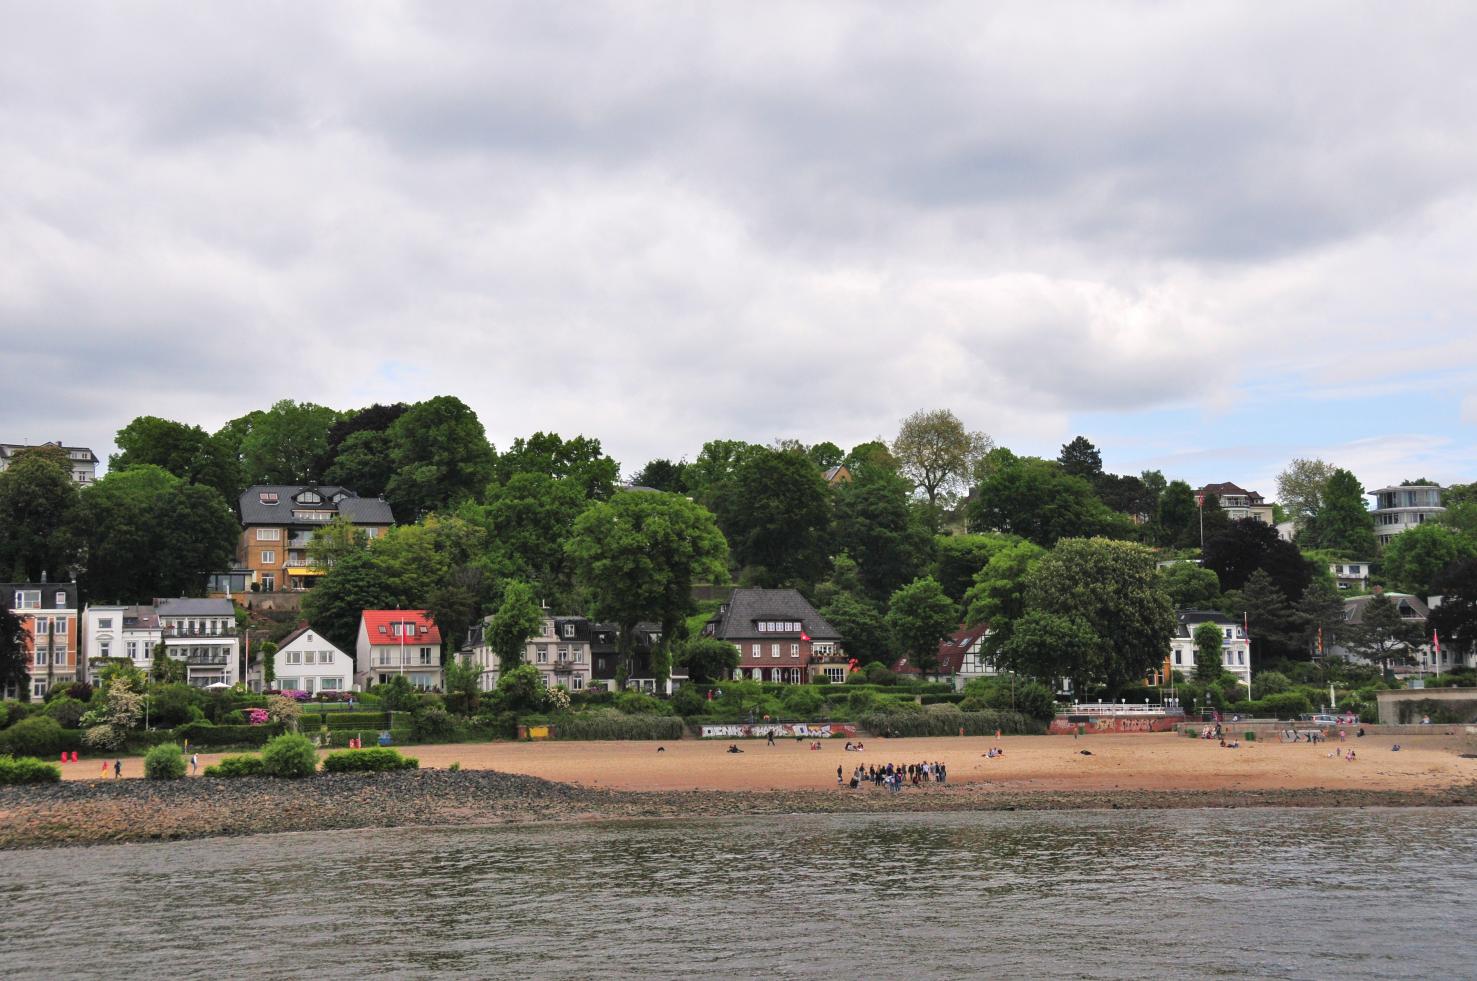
{"left": 259, "top": 625, "right": 353, "bottom": 694}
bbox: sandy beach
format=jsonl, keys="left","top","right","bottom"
{"left": 65, "top": 731, "right": 1477, "bottom": 793}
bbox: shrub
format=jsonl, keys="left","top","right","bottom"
{"left": 1260, "top": 691, "right": 1313, "bottom": 720}
{"left": 863, "top": 662, "right": 898, "bottom": 686}
{"left": 858, "top": 709, "right": 1039, "bottom": 737}
{"left": 42, "top": 696, "right": 87, "bottom": 729}
{"left": 204, "top": 754, "right": 266, "bottom": 778}
{"left": 410, "top": 706, "right": 457, "bottom": 742}
{"left": 925, "top": 702, "right": 963, "bottom": 716}
{"left": 844, "top": 671, "right": 868, "bottom": 685}
{"left": 670, "top": 684, "right": 709, "bottom": 716}
{"left": 781, "top": 686, "right": 824, "bottom": 717}
{"left": 174, "top": 721, "right": 282, "bottom": 748}
{"left": 554, "top": 710, "right": 685, "bottom": 740}
{"left": 321, "top": 747, "right": 419, "bottom": 773}
{"left": 144, "top": 743, "right": 187, "bottom": 780}
{"left": 614, "top": 691, "right": 674, "bottom": 716}
{"left": 0, "top": 754, "right": 62, "bottom": 785}
{"left": 260, "top": 733, "right": 318, "bottom": 778}
{"left": 0, "top": 716, "right": 70, "bottom": 757}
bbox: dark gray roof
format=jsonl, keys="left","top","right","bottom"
{"left": 157, "top": 598, "right": 235, "bottom": 617}
{"left": 1342, "top": 593, "right": 1428, "bottom": 624}
{"left": 238, "top": 485, "right": 394, "bottom": 526}
{"left": 707, "top": 588, "right": 840, "bottom": 641}
{"left": 1174, "top": 608, "right": 1237, "bottom": 638}
{"left": 2, "top": 582, "right": 78, "bottom": 610}
{"left": 0, "top": 443, "right": 96, "bottom": 463}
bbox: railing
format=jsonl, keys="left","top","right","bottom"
{"left": 186, "top": 653, "right": 229, "bottom": 666}
{"left": 551, "top": 659, "right": 580, "bottom": 672}
{"left": 1068, "top": 702, "right": 1185, "bottom": 715}
{"left": 164, "top": 626, "right": 237, "bottom": 637}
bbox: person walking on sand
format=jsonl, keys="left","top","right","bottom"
{"left": 837, "top": 764, "right": 843, "bottom": 786}
{"left": 102, "top": 759, "right": 110, "bottom": 778}
{"left": 767, "top": 729, "right": 776, "bottom": 747}
{"left": 113, "top": 759, "right": 122, "bottom": 779}
{"left": 190, "top": 752, "right": 199, "bottom": 776}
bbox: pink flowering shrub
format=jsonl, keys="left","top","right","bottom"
{"left": 246, "top": 708, "right": 269, "bottom": 725}
{"left": 284, "top": 689, "right": 311, "bottom": 702}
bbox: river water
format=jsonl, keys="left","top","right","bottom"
{"left": 3, "top": 808, "right": 1473, "bottom": 979}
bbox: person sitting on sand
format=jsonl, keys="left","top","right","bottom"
{"left": 1391, "top": 744, "right": 1401, "bottom": 752}
{"left": 844, "top": 741, "right": 854, "bottom": 751}
{"left": 1346, "top": 750, "right": 1357, "bottom": 760}
{"left": 727, "top": 744, "right": 743, "bottom": 754}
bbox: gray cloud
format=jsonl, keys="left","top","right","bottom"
{"left": 1, "top": 1, "right": 1475, "bottom": 481}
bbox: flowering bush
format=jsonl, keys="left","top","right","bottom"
{"left": 266, "top": 695, "right": 303, "bottom": 729}
{"left": 545, "top": 686, "right": 572, "bottom": 713}
{"left": 284, "top": 689, "right": 312, "bottom": 702}
{"left": 83, "top": 723, "right": 125, "bottom": 752}
{"left": 245, "top": 708, "right": 269, "bottom": 726}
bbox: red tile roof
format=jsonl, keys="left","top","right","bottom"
{"left": 891, "top": 624, "right": 988, "bottom": 675}
{"left": 361, "top": 610, "right": 441, "bottom": 645}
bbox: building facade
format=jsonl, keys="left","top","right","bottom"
{"left": 81, "top": 604, "right": 162, "bottom": 675}
{"left": 463, "top": 614, "right": 596, "bottom": 693}
{"left": 237, "top": 485, "right": 394, "bottom": 592}
{"left": 356, "top": 610, "right": 442, "bottom": 690}
{"left": 1330, "top": 561, "right": 1372, "bottom": 592}
{"left": 2, "top": 581, "right": 79, "bottom": 699}
{"left": 1328, "top": 591, "right": 1440, "bottom": 675}
{"left": 157, "top": 598, "right": 240, "bottom": 687}
{"left": 1370, "top": 484, "right": 1446, "bottom": 547}
{"left": 0, "top": 442, "right": 98, "bottom": 485}
{"left": 260, "top": 625, "right": 353, "bottom": 694}
{"left": 703, "top": 588, "right": 844, "bottom": 683}
{"left": 1167, "top": 609, "right": 1251, "bottom": 689}
{"left": 1200, "top": 482, "right": 1275, "bottom": 524}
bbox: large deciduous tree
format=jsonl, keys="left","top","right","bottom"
{"left": 891, "top": 409, "right": 993, "bottom": 508}
{"left": 1276, "top": 458, "right": 1337, "bottom": 526}
{"left": 464, "top": 472, "right": 588, "bottom": 610}
{"left": 1299, "top": 469, "right": 1377, "bottom": 556}
{"left": 112, "top": 415, "right": 240, "bottom": 503}
{"left": 0, "top": 446, "right": 79, "bottom": 581}
{"left": 963, "top": 538, "right": 1047, "bottom": 657}
{"left": 932, "top": 533, "right": 1016, "bottom": 606}
{"left": 1429, "top": 558, "right": 1477, "bottom": 664}
{"left": 0, "top": 604, "right": 28, "bottom": 699}
{"left": 1202, "top": 518, "right": 1314, "bottom": 602}
{"left": 1017, "top": 538, "right": 1175, "bottom": 693}
{"left": 239, "top": 399, "right": 340, "bottom": 485}
{"left": 714, "top": 447, "right": 831, "bottom": 588}
{"left": 676, "top": 636, "right": 741, "bottom": 684}
{"left": 70, "top": 467, "right": 237, "bottom": 603}
{"left": 630, "top": 459, "right": 688, "bottom": 494}
{"left": 884, "top": 577, "right": 957, "bottom": 675}
{"left": 969, "top": 458, "right": 1132, "bottom": 548}
{"left": 486, "top": 580, "right": 545, "bottom": 673}
{"left": 567, "top": 491, "right": 728, "bottom": 686}
{"left": 385, "top": 396, "right": 496, "bottom": 520}
{"left": 1157, "top": 562, "right": 1222, "bottom": 609}
{"left": 1380, "top": 524, "right": 1477, "bottom": 599}
{"left": 818, "top": 592, "right": 890, "bottom": 665}
{"left": 494, "top": 432, "right": 619, "bottom": 501}
{"left": 831, "top": 468, "right": 933, "bottom": 602}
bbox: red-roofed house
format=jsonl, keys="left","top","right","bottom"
{"left": 890, "top": 624, "right": 997, "bottom": 688}
{"left": 355, "top": 610, "right": 443, "bottom": 690}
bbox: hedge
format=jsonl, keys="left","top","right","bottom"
{"left": 174, "top": 722, "right": 284, "bottom": 748}
{"left": 322, "top": 747, "right": 419, "bottom": 773}
{"left": 919, "top": 693, "right": 967, "bottom": 705}
{"left": 0, "top": 716, "right": 82, "bottom": 757}
{"left": 858, "top": 709, "right": 1039, "bottom": 737}
{"left": 204, "top": 754, "right": 266, "bottom": 778}
{"left": 554, "top": 713, "right": 685, "bottom": 740}
{"left": 144, "top": 743, "right": 187, "bottom": 780}
{"left": 0, "top": 754, "right": 62, "bottom": 785}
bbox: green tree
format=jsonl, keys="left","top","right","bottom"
{"left": 71, "top": 467, "right": 238, "bottom": 603}
{"left": 932, "top": 533, "right": 1016, "bottom": 605}
{"left": 682, "top": 439, "right": 763, "bottom": 506}
{"left": 714, "top": 447, "right": 830, "bottom": 588}
{"left": 831, "top": 468, "right": 933, "bottom": 602}
{"left": 239, "top": 399, "right": 340, "bottom": 484}
{"left": 630, "top": 459, "right": 688, "bottom": 493}
{"left": 1156, "top": 480, "right": 1199, "bottom": 548}
{"left": 324, "top": 429, "right": 397, "bottom": 498}
{"left": 1193, "top": 621, "right": 1225, "bottom": 683}
{"left": 884, "top": 577, "right": 957, "bottom": 675}
{"left": 844, "top": 440, "right": 900, "bottom": 478}
{"left": 111, "top": 415, "right": 241, "bottom": 503}
{"left": 997, "top": 610, "right": 1100, "bottom": 695}
{"left": 807, "top": 441, "right": 845, "bottom": 470}
{"left": 301, "top": 548, "right": 408, "bottom": 657}
{"left": 1202, "top": 518, "right": 1314, "bottom": 602}
{"left": 1276, "top": 458, "right": 1337, "bottom": 526}
{"left": 1300, "top": 469, "right": 1377, "bottom": 556}
{"left": 1019, "top": 538, "right": 1175, "bottom": 692}
{"left": 149, "top": 642, "right": 186, "bottom": 684}
{"left": 1381, "top": 524, "right": 1477, "bottom": 599}
{"left": 495, "top": 663, "right": 548, "bottom": 714}
{"left": 306, "top": 515, "right": 368, "bottom": 570}
{"left": 568, "top": 492, "right": 728, "bottom": 686}
{"left": 1157, "top": 562, "right": 1221, "bottom": 609}
{"left": 1296, "top": 579, "right": 1347, "bottom": 659}
{"left": 442, "top": 655, "right": 483, "bottom": 715}
{"left": 0, "top": 446, "right": 79, "bottom": 581}
{"left": 385, "top": 396, "right": 496, "bottom": 519}
{"left": 891, "top": 408, "right": 993, "bottom": 509}
{"left": 1236, "top": 568, "right": 1306, "bottom": 663}
{"left": 493, "top": 432, "right": 619, "bottom": 501}
{"left": 676, "top": 636, "right": 741, "bottom": 684}
{"left": 818, "top": 592, "right": 890, "bottom": 665}
{"left": 1348, "top": 591, "right": 1423, "bottom": 671}
{"left": 1057, "top": 436, "right": 1103, "bottom": 483}
{"left": 487, "top": 580, "right": 544, "bottom": 673}
{"left": 466, "top": 472, "right": 588, "bottom": 607}
{"left": 258, "top": 640, "right": 279, "bottom": 688}
{"left": 963, "top": 538, "right": 1047, "bottom": 655}
{"left": 1429, "top": 558, "right": 1477, "bottom": 664}
{"left": 0, "top": 604, "right": 28, "bottom": 700}
{"left": 969, "top": 457, "right": 1133, "bottom": 548}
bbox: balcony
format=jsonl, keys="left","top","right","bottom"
{"left": 185, "top": 652, "right": 229, "bottom": 666}
{"left": 552, "top": 659, "right": 579, "bottom": 673}
{"left": 164, "top": 625, "right": 237, "bottom": 638}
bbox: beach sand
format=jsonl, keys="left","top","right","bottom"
{"left": 67, "top": 731, "right": 1477, "bottom": 793}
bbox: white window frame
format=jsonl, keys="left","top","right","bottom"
{"left": 256, "top": 528, "right": 281, "bottom": 541}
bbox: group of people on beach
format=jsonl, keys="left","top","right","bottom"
{"left": 838, "top": 761, "right": 947, "bottom": 791}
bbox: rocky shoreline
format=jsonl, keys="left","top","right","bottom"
{"left": 4, "top": 771, "right": 1477, "bottom": 850}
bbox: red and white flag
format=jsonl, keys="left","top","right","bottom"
{"left": 1433, "top": 629, "right": 1441, "bottom": 655}
{"left": 800, "top": 630, "right": 811, "bottom": 642}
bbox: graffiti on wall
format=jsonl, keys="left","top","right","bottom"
{"left": 699, "top": 723, "right": 858, "bottom": 739}
{"left": 1047, "top": 715, "right": 1181, "bottom": 734}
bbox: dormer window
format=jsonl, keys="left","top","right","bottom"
{"left": 260, "top": 492, "right": 279, "bottom": 505}
{"left": 295, "top": 490, "right": 323, "bottom": 505}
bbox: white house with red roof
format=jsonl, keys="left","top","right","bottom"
{"left": 355, "top": 610, "right": 443, "bottom": 690}
{"left": 891, "top": 624, "right": 998, "bottom": 688}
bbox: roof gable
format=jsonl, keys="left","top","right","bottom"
{"left": 709, "top": 588, "right": 840, "bottom": 641}
{"left": 360, "top": 609, "right": 442, "bottom": 645}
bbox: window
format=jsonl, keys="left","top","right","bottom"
{"left": 771, "top": 644, "right": 780, "bottom": 658}
{"left": 419, "top": 647, "right": 433, "bottom": 665}
{"left": 100, "top": 640, "right": 110, "bottom": 658}
{"left": 791, "top": 644, "right": 799, "bottom": 657}
{"left": 826, "top": 667, "right": 845, "bottom": 682}
{"left": 304, "top": 651, "right": 317, "bottom": 664}
{"left": 563, "top": 622, "right": 575, "bottom": 638}
{"left": 127, "top": 641, "right": 137, "bottom": 658}
{"left": 256, "top": 528, "right": 281, "bottom": 540}
{"left": 1174, "top": 651, "right": 1182, "bottom": 665}
{"left": 286, "top": 651, "right": 301, "bottom": 664}
{"left": 297, "top": 490, "right": 322, "bottom": 504}
{"left": 320, "top": 677, "right": 341, "bottom": 690}
{"left": 35, "top": 649, "right": 48, "bottom": 666}
{"left": 261, "top": 575, "right": 275, "bottom": 592}
{"left": 99, "top": 618, "right": 113, "bottom": 629}
{"left": 572, "top": 677, "right": 584, "bottom": 691}
{"left": 14, "top": 590, "right": 39, "bottom": 609}
{"left": 752, "top": 643, "right": 761, "bottom": 657}
{"left": 259, "top": 492, "right": 279, "bottom": 505}
{"left": 261, "top": 550, "right": 275, "bottom": 564}
{"left": 537, "top": 645, "right": 548, "bottom": 663}
{"left": 319, "top": 651, "right": 333, "bottom": 664}
{"left": 278, "top": 677, "right": 299, "bottom": 690}
{"left": 53, "top": 618, "right": 67, "bottom": 635}
{"left": 55, "top": 591, "right": 67, "bottom": 606}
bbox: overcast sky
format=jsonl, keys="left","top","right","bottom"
{"left": 3, "top": 2, "right": 1474, "bottom": 497}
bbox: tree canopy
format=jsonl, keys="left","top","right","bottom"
{"left": 713, "top": 447, "right": 830, "bottom": 588}
{"left": 1202, "top": 518, "right": 1314, "bottom": 603}
{"left": 1380, "top": 524, "right": 1477, "bottom": 599}
{"left": 884, "top": 576, "right": 957, "bottom": 674}
{"left": 0, "top": 446, "right": 79, "bottom": 582}
{"left": 1299, "top": 469, "right": 1376, "bottom": 556}
{"left": 891, "top": 408, "right": 992, "bottom": 508}
{"left": 969, "top": 457, "right": 1132, "bottom": 548}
